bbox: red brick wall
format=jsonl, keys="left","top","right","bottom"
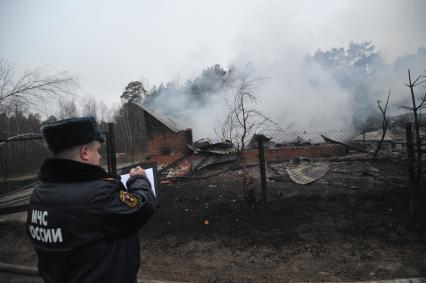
{"left": 146, "top": 129, "right": 192, "bottom": 167}
{"left": 243, "top": 144, "right": 346, "bottom": 163}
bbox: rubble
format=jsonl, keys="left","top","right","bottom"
{"left": 290, "top": 136, "right": 313, "bottom": 146}
{"left": 165, "top": 160, "right": 192, "bottom": 178}
{"left": 322, "top": 134, "right": 372, "bottom": 154}
{"left": 191, "top": 153, "right": 237, "bottom": 171}
{"left": 189, "top": 139, "right": 236, "bottom": 155}
{"left": 353, "top": 128, "right": 406, "bottom": 143}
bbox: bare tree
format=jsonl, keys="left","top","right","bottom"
{"left": 81, "top": 94, "right": 98, "bottom": 118}
{"left": 401, "top": 70, "right": 426, "bottom": 184}
{"left": 57, "top": 99, "right": 79, "bottom": 119}
{"left": 373, "top": 90, "right": 391, "bottom": 160}
{"left": 112, "top": 102, "right": 146, "bottom": 164}
{"left": 98, "top": 101, "right": 110, "bottom": 123}
{"left": 0, "top": 59, "right": 77, "bottom": 113}
{"left": 216, "top": 76, "right": 275, "bottom": 203}
{"left": 217, "top": 77, "right": 273, "bottom": 153}
{"left": 123, "top": 104, "right": 136, "bottom": 163}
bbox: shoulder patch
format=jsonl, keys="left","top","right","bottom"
{"left": 119, "top": 190, "right": 139, "bottom": 208}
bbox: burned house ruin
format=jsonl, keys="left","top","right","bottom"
{"left": 132, "top": 102, "right": 193, "bottom": 167}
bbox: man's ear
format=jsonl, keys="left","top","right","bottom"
{"left": 79, "top": 145, "right": 90, "bottom": 161}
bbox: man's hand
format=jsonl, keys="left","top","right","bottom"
{"left": 129, "top": 166, "right": 146, "bottom": 177}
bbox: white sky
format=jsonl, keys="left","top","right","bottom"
{"left": 1, "top": 0, "right": 426, "bottom": 107}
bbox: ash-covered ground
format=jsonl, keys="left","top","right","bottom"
{"left": 1, "top": 159, "right": 425, "bottom": 282}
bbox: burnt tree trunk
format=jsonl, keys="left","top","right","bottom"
{"left": 408, "top": 70, "right": 423, "bottom": 184}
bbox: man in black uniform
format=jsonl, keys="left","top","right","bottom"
{"left": 26, "top": 116, "right": 157, "bottom": 283}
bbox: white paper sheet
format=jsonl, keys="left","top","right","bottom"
{"left": 120, "top": 168, "right": 156, "bottom": 196}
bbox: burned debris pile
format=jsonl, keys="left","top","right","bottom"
{"left": 152, "top": 122, "right": 424, "bottom": 188}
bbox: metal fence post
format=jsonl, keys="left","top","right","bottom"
{"left": 108, "top": 123, "right": 117, "bottom": 176}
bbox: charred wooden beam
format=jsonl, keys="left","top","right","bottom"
{"left": 321, "top": 134, "right": 372, "bottom": 154}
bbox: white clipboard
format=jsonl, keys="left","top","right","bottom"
{"left": 120, "top": 163, "right": 158, "bottom": 197}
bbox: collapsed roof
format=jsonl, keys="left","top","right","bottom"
{"left": 131, "top": 101, "right": 187, "bottom": 133}
{"left": 353, "top": 129, "right": 405, "bottom": 142}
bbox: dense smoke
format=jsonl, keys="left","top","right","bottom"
{"left": 142, "top": 44, "right": 426, "bottom": 140}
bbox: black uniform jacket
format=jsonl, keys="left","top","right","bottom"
{"left": 26, "top": 158, "right": 157, "bottom": 283}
